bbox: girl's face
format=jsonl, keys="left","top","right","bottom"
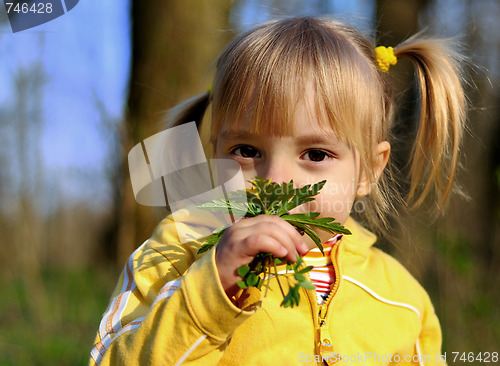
{"left": 215, "top": 90, "right": 364, "bottom": 247}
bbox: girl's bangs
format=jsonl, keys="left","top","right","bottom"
{"left": 212, "top": 69, "right": 341, "bottom": 141}
{"left": 210, "top": 17, "right": 385, "bottom": 152}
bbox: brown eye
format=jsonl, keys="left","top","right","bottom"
{"left": 305, "top": 150, "right": 329, "bottom": 162}
{"left": 233, "top": 146, "right": 261, "bottom": 158}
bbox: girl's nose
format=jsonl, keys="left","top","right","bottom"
{"left": 261, "top": 159, "right": 293, "bottom": 184}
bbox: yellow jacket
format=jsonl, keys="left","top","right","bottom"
{"left": 90, "top": 210, "right": 445, "bottom": 365}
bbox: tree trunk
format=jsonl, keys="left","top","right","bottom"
{"left": 110, "top": 1, "right": 233, "bottom": 266}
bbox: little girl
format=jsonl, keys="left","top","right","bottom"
{"left": 90, "top": 17, "right": 466, "bottom": 365}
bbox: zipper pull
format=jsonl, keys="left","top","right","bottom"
{"left": 318, "top": 308, "right": 341, "bottom": 365}
{"left": 319, "top": 338, "right": 341, "bottom": 365}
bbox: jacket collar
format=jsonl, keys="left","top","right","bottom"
{"left": 341, "top": 216, "right": 377, "bottom": 250}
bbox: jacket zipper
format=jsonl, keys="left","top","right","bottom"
{"left": 316, "top": 240, "right": 342, "bottom": 365}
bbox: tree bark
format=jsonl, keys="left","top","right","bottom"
{"left": 111, "top": 0, "right": 233, "bottom": 265}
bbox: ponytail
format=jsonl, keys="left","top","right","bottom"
{"left": 165, "top": 91, "right": 211, "bottom": 130}
{"left": 393, "top": 36, "right": 467, "bottom": 210}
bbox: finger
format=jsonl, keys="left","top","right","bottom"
{"left": 239, "top": 233, "right": 289, "bottom": 260}
{"left": 251, "top": 215, "right": 308, "bottom": 255}
{"left": 247, "top": 222, "right": 301, "bottom": 262}
{"left": 223, "top": 215, "right": 308, "bottom": 260}
{"left": 217, "top": 223, "right": 292, "bottom": 264}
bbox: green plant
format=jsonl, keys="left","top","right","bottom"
{"left": 197, "top": 177, "right": 351, "bottom": 307}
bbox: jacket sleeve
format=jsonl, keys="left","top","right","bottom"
{"left": 416, "top": 289, "right": 447, "bottom": 366}
{"left": 89, "top": 236, "right": 256, "bottom": 365}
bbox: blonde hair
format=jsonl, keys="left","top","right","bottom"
{"left": 166, "top": 17, "right": 467, "bottom": 234}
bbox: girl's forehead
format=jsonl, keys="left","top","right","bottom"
{"left": 217, "top": 82, "right": 332, "bottom": 135}
{"left": 220, "top": 84, "right": 356, "bottom": 147}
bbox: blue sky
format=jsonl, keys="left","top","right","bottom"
{"left": 0, "top": 1, "right": 131, "bottom": 210}
{"left": 233, "top": 0, "right": 374, "bottom": 30}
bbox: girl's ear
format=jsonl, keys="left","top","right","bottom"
{"left": 356, "top": 141, "right": 391, "bottom": 197}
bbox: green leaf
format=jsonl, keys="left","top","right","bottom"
{"left": 207, "top": 233, "right": 222, "bottom": 244}
{"left": 281, "top": 289, "right": 293, "bottom": 307}
{"left": 307, "top": 218, "right": 352, "bottom": 235}
{"left": 301, "top": 226, "right": 324, "bottom": 255}
{"left": 246, "top": 202, "right": 261, "bottom": 216}
{"left": 247, "top": 182, "right": 266, "bottom": 213}
{"left": 275, "top": 181, "right": 296, "bottom": 216}
{"left": 246, "top": 273, "right": 259, "bottom": 287}
{"left": 291, "top": 286, "right": 300, "bottom": 306}
{"left": 294, "top": 273, "right": 306, "bottom": 282}
{"left": 197, "top": 243, "right": 213, "bottom": 254}
{"left": 197, "top": 231, "right": 226, "bottom": 254}
{"left": 198, "top": 191, "right": 251, "bottom": 218}
{"left": 281, "top": 284, "right": 302, "bottom": 308}
{"left": 274, "top": 257, "right": 285, "bottom": 265}
{"left": 311, "top": 180, "right": 326, "bottom": 194}
{"left": 298, "top": 281, "right": 316, "bottom": 290}
{"left": 281, "top": 180, "right": 325, "bottom": 213}
{"left": 213, "top": 225, "right": 228, "bottom": 235}
{"left": 237, "top": 280, "right": 248, "bottom": 289}
{"left": 197, "top": 199, "right": 230, "bottom": 211}
{"left": 281, "top": 212, "right": 320, "bottom": 221}
{"left": 298, "top": 265, "right": 314, "bottom": 274}
{"left": 237, "top": 265, "right": 250, "bottom": 278}
{"left": 282, "top": 213, "right": 350, "bottom": 236}
{"left": 284, "top": 222, "right": 324, "bottom": 255}
{"left": 256, "top": 179, "right": 273, "bottom": 211}
{"left": 265, "top": 183, "right": 282, "bottom": 213}
{"left": 295, "top": 254, "right": 304, "bottom": 266}
{"left": 245, "top": 191, "right": 265, "bottom": 216}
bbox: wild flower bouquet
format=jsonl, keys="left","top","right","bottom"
{"left": 197, "top": 177, "right": 351, "bottom": 307}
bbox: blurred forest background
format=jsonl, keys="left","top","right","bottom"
{"left": 0, "top": 0, "right": 499, "bottom": 365}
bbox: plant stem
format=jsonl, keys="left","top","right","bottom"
{"left": 264, "top": 259, "right": 271, "bottom": 298}
{"left": 273, "top": 260, "right": 285, "bottom": 298}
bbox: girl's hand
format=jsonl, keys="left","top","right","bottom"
{"left": 215, "top": 215, "right": 309, "bottom": 298}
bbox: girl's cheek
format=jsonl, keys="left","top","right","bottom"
{"left": 241, "top": 168, "right": 257, "bottom": 184}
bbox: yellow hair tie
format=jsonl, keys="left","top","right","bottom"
{"left": 375, "top": 46, "right": 397, "bottom": 72}
{"left": 207, "top": 84, "right": 212, "bottom": 94}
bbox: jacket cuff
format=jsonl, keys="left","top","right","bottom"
{"left": 181, "top": 247, "right": 257, "bottom": 341}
